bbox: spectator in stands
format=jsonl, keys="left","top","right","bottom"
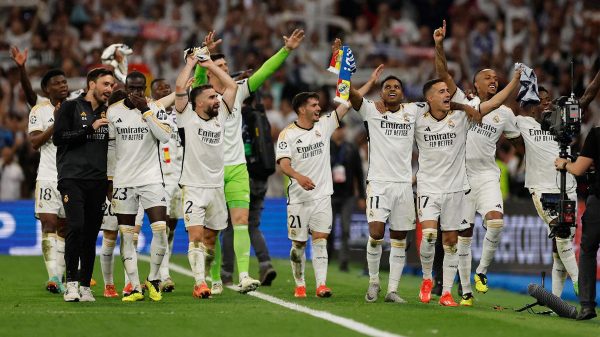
{"left": 0, "top": 146, "right": 24, "bottom": 200}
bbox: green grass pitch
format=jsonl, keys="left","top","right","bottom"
{"left": 0, "top": 255, "right": 597, "bottom": 337}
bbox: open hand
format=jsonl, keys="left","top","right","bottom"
{"left": 9, "top": 46, "right": 28, "bottom": 67}
{"left": 128, "top": 93, "right": 149, "bottom": 112}
{"left": 203, "top": 31, "right": 223, "bottom": 52}
{"left": 284, "top": 29, "right": 305, "bottom": 51}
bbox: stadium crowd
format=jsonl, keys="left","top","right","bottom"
{"left": 0, "top": 0, "right": 598, "bottom": 200}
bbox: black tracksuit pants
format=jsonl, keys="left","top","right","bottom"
{"left": 580, "top": 195, "right": 600, "bottom": 309}
{"left": 58, "top": 179, "right": 107, "bottom": 287}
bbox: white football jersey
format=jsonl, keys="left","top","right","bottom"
{"left": 465, "top": 94, "right": 520, "bottom": 179}
{"left": 159, "top": 109, "right": 182, "bottom": 185}
{"left": 223, "top": 79, "right": 251, "bottom": 166}
{"left": 178, "top": 100, "right": 229, "bottom": 187}
{"left": 415, "top": 89, "right": 471, "bottom": 194}
{"left": 276, "top": 112, "right": 339, "bottom": 204}
{"left": 357, "top": 98, "right": 426, "bottom": 183}
{"left": 28, "top": 101, "right": 58, "bottom": 181}
{"left": 515, "top": 115, "right": 577, "bottom": 191}
{"left": 108, "top": 100, "right": 169, "bottom": 188}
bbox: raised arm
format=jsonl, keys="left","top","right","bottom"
{"left": 175, "top": 54, "right": 198, "bottom": 113}
{"left": 10, "top": 46, "right": 37, "bottom": 107}
{"left": 201, "top": 58, "right": 237, "bottom": 110}
{"left": 349, "top": 86, "right": 364, "bottom": 111}
{"left": 357, "top": 64, "right": 384, "bottom": 97}
{"left": 479, "top": 68, "right": 522, "bottom": 116}
{"left": 433, "top": 20, "right": 457, "bottom": 96}
{"left": 157, "top": 78, "right": 193, "bottom": 108}
{"left": 247, "top": 29, "right": 304, "bottom": 92}
{"left": 580, "top": 68, "right": 600, "bottom": 110}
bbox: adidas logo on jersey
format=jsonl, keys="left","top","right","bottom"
{"left": 495, "top": 204, "right": 502, "bottom": 209}
{"left": 382, "top": 115, "right": 388, "bottom": 120}
{"left": 48, "top": 118, "right": 54, "bottom": 123}
{"left": 116, "top": 118, "right": 123, "bottom": 123}
{"left": 425, "top": 126, "right": 431, "bottom": 131}
{"left": 461, "top": 219, "right": 468, "bottom": 224}
{"left": 161, "top": 197, "right": 166, "bottom": 202}
{"left": 296, "top": 139, "right": 303, "bottom": 144}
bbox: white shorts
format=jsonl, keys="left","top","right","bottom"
{"left": 529, "top": 188, "right": 577, "bottom": 238}
{"left": 35, "top": 180, "right": 65, "bottom": 218}
{"left": 165, "top": 183, "right": 183, "bottom": 219}
{"left": 417, "top": 191, "right": 471, "bottom": 231}
{"left": 101, "top": 198, "right": 118, "bottom": 231}
{"left": 287, "top": 197, "right": 332, "bottom": 242}
{"left": 366, "top": 181, "right": 416, "bottom": 231}
{"left": 182, "top": 186, "right": 227, "bottom": 230}
{"left": 112, "top": 184, "right": 167, "bottom": 215}
{"left": 464, "top": 177, "right": 504, "bottom": 223}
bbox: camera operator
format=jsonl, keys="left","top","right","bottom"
{"left": 514, "top": 87, "right": 579, "bottom": 299}
{"left": 553, "top": 70, "right": 600, "bottom": 321}
{"left": 555, "top": 129, "right": 598, "bottom": 320}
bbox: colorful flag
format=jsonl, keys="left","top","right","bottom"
{"left": 334, "top": 46, "right": 356, "bottom": 104}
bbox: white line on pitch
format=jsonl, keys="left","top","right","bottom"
{"left": 138, "top": 255, "right": 405, "bottom": 337}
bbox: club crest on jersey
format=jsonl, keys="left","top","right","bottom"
{"left": 278, "top": 141, "right": 288, "bottom": 150}
{"left": 493, "top": 115, "right": 500, "bottom": 123}
{"left": 315, "top": 130, "right": 321, "bottom": 138}
{"left": 447, "top": 119, "right": 455, "bottom": 128}
{"left": 80, "top": 112, "right": 87, "bottom": 120}
{"left": 156, "top": 110, "right": 167, "bottom": 120}
{"left": 63, "top": 195, "right": 69, "bottom": 203}
{"left": 403, "top": 114, "right": 410, "bottom": 122}
{"left": 101, "top": 112, "right": 106, "bottom": 119}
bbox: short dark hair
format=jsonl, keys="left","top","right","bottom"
{"left": 538, "top": 86, "right": 548, "bottom": 94}
{"left": 150, "top": 78, "right": 166, "bottom": 89}
{"left": 126, "top": 71, "right": 146, "bottom": 85}
{"left": 292, "top": 92, "right": 320, "bottom": 114}
{"left": 41, "top": 69, "right": 65, "bottom": 90}
{"left": 422, "top": 78, "right": 445, "bottom": 97}
{"left": 189, "top": 84, "right": 214, "bottom": 110}
{"left": 108, "top": 89, "right": 127, "bottom": 105}
{"left": 380, "top": 75, "right": 403, "bottom": 91}
{"left": 86, "top": 68, "right": 114, "bottom": 89}
{"left": 472, "top": 68, "right": 493, "bottom": 85}
{"left": 210, "top": 53, "right": 226, "bottom": 62}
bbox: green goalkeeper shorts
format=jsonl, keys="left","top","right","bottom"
{"left": 224, "top": 164, "right": 250, "bottom": 209}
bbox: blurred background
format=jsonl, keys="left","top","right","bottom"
{"left": 0, "top": 1, "right": 599, "bottom": 285}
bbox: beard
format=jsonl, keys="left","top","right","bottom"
{"left": 205, "top": 105, "right": 219, "bottom": 118}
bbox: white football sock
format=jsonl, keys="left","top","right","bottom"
{"left": 388, "top": 239, "right": 406, "bottom": 294}
{"left": 366, "top": 236, "right": 383, "bottom": 284}
{"left": 420, "top": 228, "right": 437, "bottom": 280}
{"left": 100, "top": 237, "right": 116, "bottom": 285}
{"left": 149, "top": 221, "right": 167, "bottom": 281}
{"left": 458, "top": 236, "right": 473, "bottom": 294}
{"left": 188, "top": 241, "right": 205, "bottom": 285}
{"left": 160, "top": 227, "right": 175, "bottom": 280}
{"left": 290, "top": 243, "right": 306, "bottom": 287}
{"left": 41, "top": 232, "right": 57, "bottom": 278}
{"left": 442, "top": 244, "right": 459, "bottom": 294}
{"left": 476, "top": 219, "right": 503, "bottom": 275}
{"left": 552, "top": 252, "right": 567, "bottom": 297}
{"left": 55, "top": 236, "right": 66, "bottom": 279}
{"left": 312, "top": 238, "right": 328, "bottom": 287}
{"left": 119, "top": 225, "right": 141, "bottom": 291}
{"left": 555, "top": 237, "right": 579, "bottom": 285}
